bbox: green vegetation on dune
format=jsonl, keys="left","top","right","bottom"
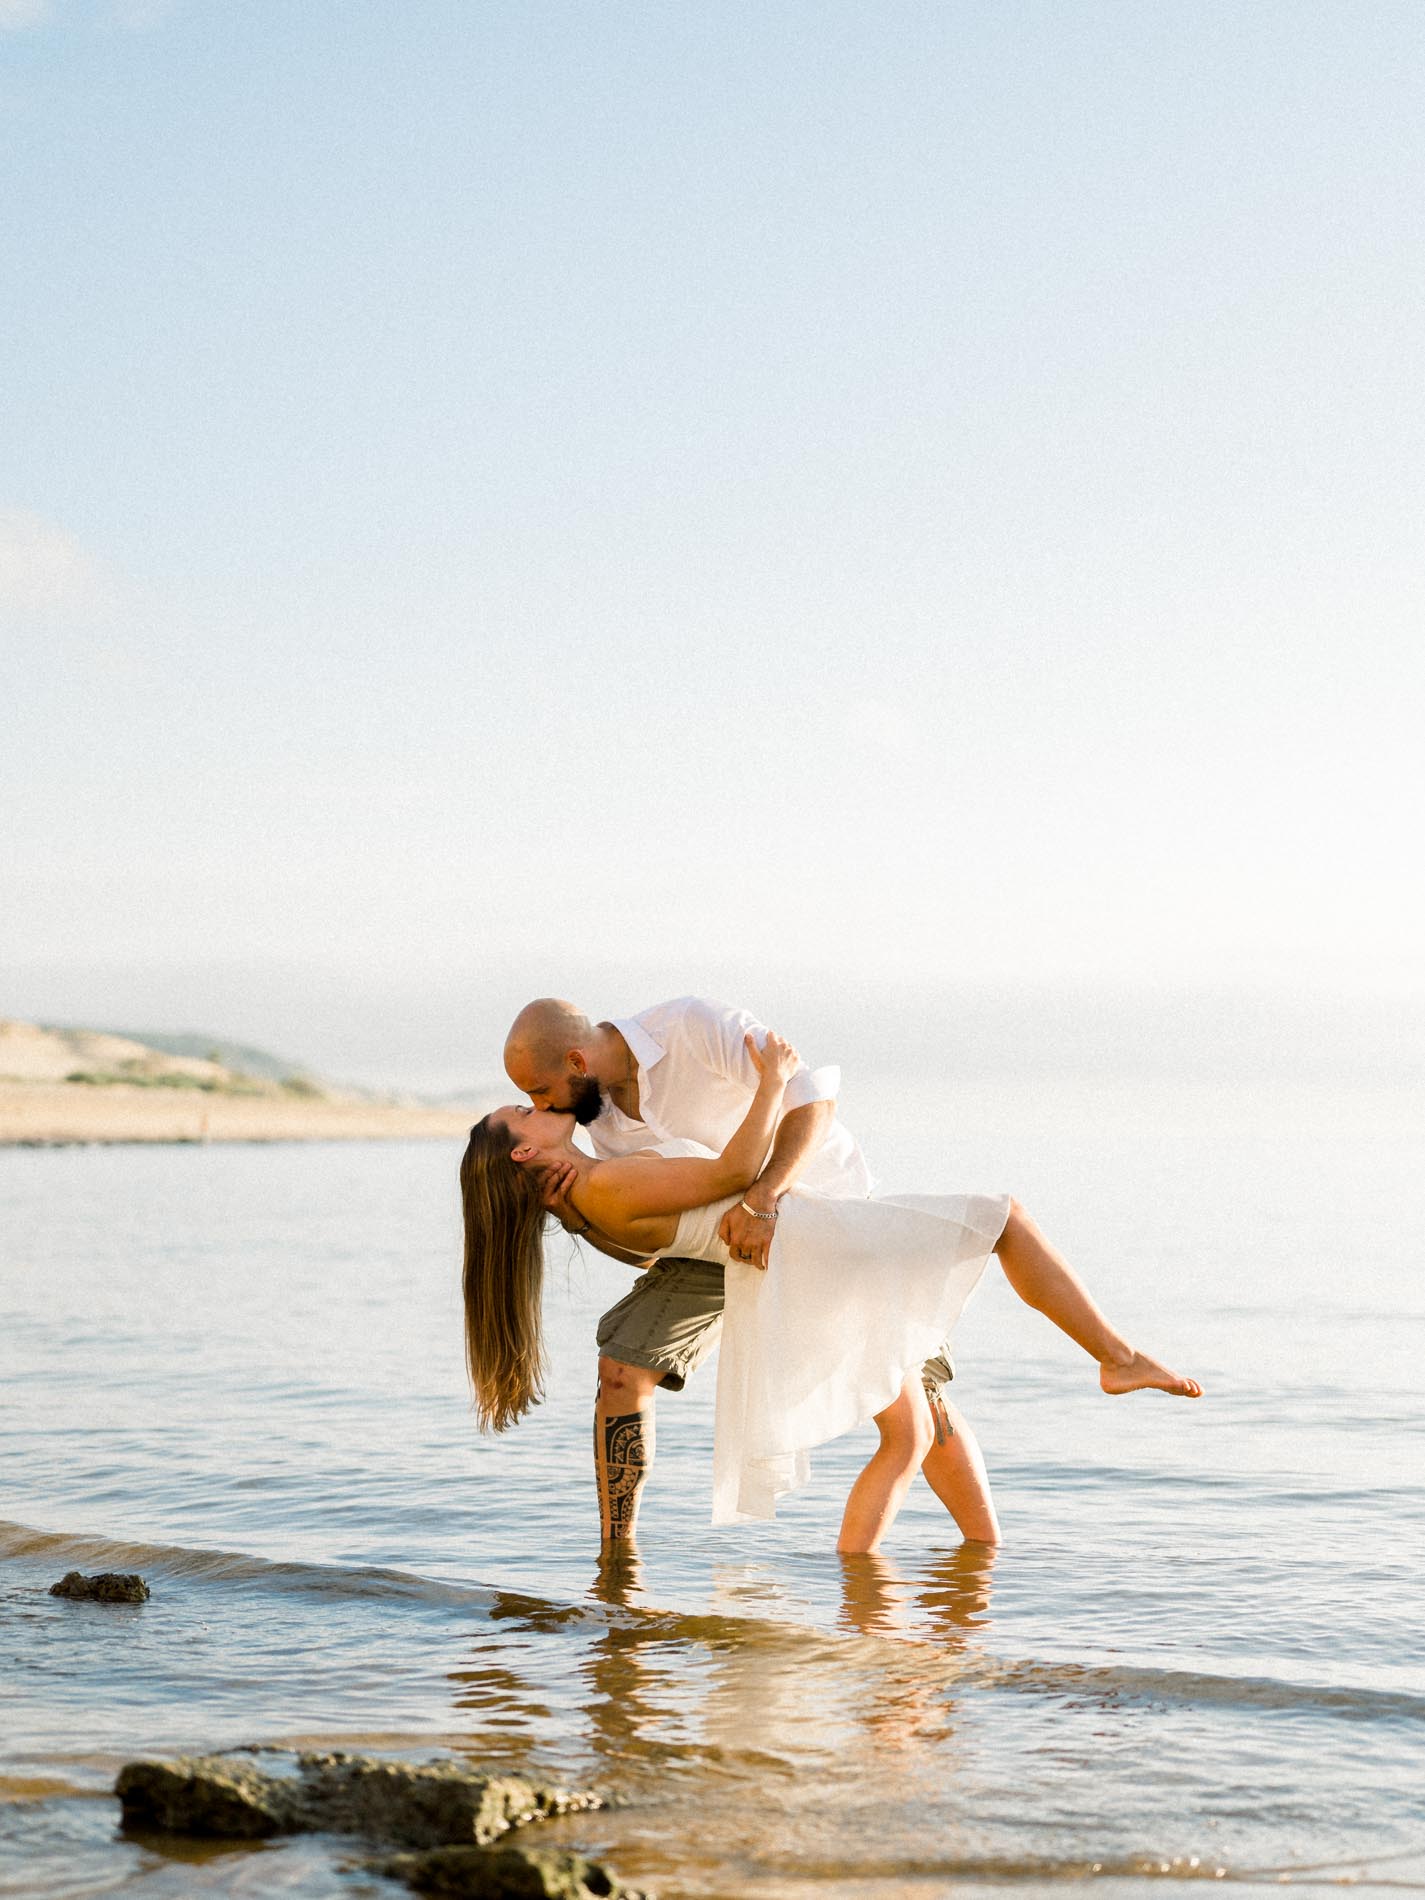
{"left": 40, "top": 1025, "right": 328, "bottom": 1095}
{"left": 62, "top": 1069, "right": 276, "bottom": 1096}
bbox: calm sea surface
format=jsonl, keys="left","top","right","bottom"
{"left": 2, "top": 1077, "right": 1422, "bottom": 1898}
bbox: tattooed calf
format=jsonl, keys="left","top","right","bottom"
{"left": 599, "top": 1410, "right": 651, "bottom": 1541}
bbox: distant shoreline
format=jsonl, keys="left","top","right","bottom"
{"left": 0, "top": 1082, "right": 479, "bottom": 1148}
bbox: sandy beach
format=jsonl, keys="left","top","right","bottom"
{"left": 0, "top": 1081, "right": 475, "bottom": 1145}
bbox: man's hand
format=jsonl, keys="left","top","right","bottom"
{"left": 718, "top": 1181, "right": 779, "bottom": 1270}
{"left": 537, "top": 1156, "right": 582, "bottom": 1230}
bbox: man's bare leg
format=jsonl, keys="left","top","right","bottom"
{"left": 920, "top": 1392, "right": 1002, "bottom": 1543}
{"left": 837, "top": 1373, "right": 936, "bottom": 1555}
{"left": 995, "top": 1202, "right": 1203, "bottom": 1398}
{"left": 594, "top": 1356, "right": 661, "bottom": 1543}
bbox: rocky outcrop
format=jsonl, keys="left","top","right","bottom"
{"left": 116, "top": 1756, "right": 288, "bottom": 1837}
{"left": 375, "top": 1844, "right": 652, "bottom": 1898}
{"left": 50, "top": 1570, "right": 150, "bottom": 1603}
{"left": 300, "top": 1753, "right": 602, "bottom": 1848}
{"left": 115, "top": 1751, "right": 602, "bottom": 1849}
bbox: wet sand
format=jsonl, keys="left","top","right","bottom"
{"left": 0, "top": 1081, "right": 476, "bottom": 1146}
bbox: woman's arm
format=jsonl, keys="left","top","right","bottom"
{"left": 717, "top": 1028, "right": 802, "bottom": 1183}
{"left": 576, "top": 1032, "right": 802, "bottom": 1230}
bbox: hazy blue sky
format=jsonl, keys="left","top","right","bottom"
{"left": 4, "top": 2, "right": 1422, "bottom": 1078}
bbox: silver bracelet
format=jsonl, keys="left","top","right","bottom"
{"left": 739, "top": 1199, "right": 779, "bottom": 1221}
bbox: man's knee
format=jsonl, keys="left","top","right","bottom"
{"left": 597, "top": 1355, "right": 661, "bottom": 1409}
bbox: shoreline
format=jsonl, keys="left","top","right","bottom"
{"left": 0, "top": 1082, "right": 480, "bottom": 1147}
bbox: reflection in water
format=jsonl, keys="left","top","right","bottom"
{"left": 838, "top": 1542, "right": 997, "bottom": 1640}
{"left": 585, "top": 1546, "right": 1003, "bottom": 1780}
{"left": 446, "top": 1556, "right": 684, "bottom": 1781}
{"left": 445, "top": 1640, "right": 550, "bottom": 1777}
{"left": 433, "top": 1546, "right": 1425, "bottom": 1895}
{"left": 916, "top": 1541, "right": 998, "bottom": 1636}
{"left": 589, "top": 1546, "right": 645, "bottom": 1612}
{"left": 580, "top": 1549, "right": 697, "bottom": 1772}
{"left": 833, "top": 1544, "right": 999, "bottom": 1751}
{"left": 446, "top": 1544, "right": 1003, "bottom": 1788}
{"left": 837, "top": 1551, "right": 915, "bottom": 1639}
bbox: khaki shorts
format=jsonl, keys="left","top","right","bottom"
{"left": 595, "top": 1258, "right": 956, "bottom": 1398}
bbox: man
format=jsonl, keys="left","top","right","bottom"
{"left": 502, "top": 994, "right": 996, "bottom": 1544}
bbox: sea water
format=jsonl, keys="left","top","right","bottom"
{"left": 2, "top": 1076, "right": 1422, "bottom": 1897}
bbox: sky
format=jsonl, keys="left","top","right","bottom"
{"left": 3, "top": 2, "right": 1423, "bottom": 1086}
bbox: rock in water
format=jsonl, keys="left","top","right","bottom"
{"left": 49, "top": 1570, "right": 150, "bottom": 1603}
{"left": 293, "top": 1752, "right": 602, "bottom": 1848}
{"left": 115, "top": 1758, "right": 299, "bottom": 1838}
{"left": 115, "top": 1751, "right": 602, "bottom": 1848}
{"left": 375, "top": 1845, "right": 653, "bottom": 1899}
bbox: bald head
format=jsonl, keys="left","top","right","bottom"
{"left": 504, "top": 998, "right": 595, "bottom": 1082}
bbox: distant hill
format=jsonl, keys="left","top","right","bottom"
{"left": 0, "top": 1020, "right": 320, "bottom": 1095}
{"left": 0, "top": 1019, "right": 475, "bottom": 1145}
{"left": 9, "top": 1021, "right": 482, "bottom": 1108}
{"left": 82, "top": 1029, "right": 319, "bottom": 1086}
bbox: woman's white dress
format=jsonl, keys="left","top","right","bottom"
{"left": 645, "top": 1140, "right": 1011, "bottom": 1524}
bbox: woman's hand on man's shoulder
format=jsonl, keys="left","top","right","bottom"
{"left": 746, "top": 1028, "right": 801, "bottom": 1085}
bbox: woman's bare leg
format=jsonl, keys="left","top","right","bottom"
{"left": 995, "top": 1201, "right": 1202, "bottom": 1397}
{"left": 837, "top": 1373, "right": 936, "bottom": 1555}
{"left": 919, "top": 1393, "right": 1002, "bottom": 1543}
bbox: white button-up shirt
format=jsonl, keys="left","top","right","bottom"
{"left": 586, "top": 995, "right": 872, "bottom": 1199}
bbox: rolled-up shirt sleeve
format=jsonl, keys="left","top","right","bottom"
{"left": 689, "top": 996, "right": 839, "bottom": 1112}
{"left": 784, "top": 1062, "right": 841, "bottom": 1111}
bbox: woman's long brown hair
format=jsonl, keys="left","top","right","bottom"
{"left": 459, "top": 1115, "right": 548, "bottom": 1432}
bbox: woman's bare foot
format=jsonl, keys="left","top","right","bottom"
{"left": 1099, "top": 1351, "right": 1202, "bottom": 1398}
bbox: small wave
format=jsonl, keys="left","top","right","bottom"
{"left": 1004, "top": 1463, "right": 1425, "bottom": 1504}
{"left": 0, "top": 1518, "right": 504, "bottom": 1615}
{"left": 977, "top": 1655, "right": 1425, "bottom": 1724}
{"left": 5, "top": 1517, "right": 1420, "bottom": 1728}
{"left": 0, "top": 1517, "right": 882, "bottom": 1661}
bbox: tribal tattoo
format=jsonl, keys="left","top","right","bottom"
{"left": 599, "top": 1410, "right": 651, "bottom": 1541}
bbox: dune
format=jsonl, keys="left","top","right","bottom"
{"left": 0, "top": 1020, "right": 480, "bottom": 1146}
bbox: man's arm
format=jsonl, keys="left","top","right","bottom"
{"left": 717, "top": 1097, "right": 835, "bottom": 1268}
{"left": 682, "top": 997, "right": 840, "bottom": 1269}
{"left": 752, "top": 1098, "right": 835, "bottom": 1200}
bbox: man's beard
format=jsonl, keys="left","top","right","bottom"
{"left": 569, "top": 1072, "right": 605, "bottom": 1125}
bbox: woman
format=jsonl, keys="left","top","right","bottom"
{"left": 460, "top": 1031, "right": 1200, "bottom": 1552}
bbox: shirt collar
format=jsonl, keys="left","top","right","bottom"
{"left": 610, "top": 1015, "right": 665, "bottom": 1074}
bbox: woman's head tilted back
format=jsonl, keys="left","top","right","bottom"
{"left": 459, "top": 1112, "right": 548, "bottom": 1433}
